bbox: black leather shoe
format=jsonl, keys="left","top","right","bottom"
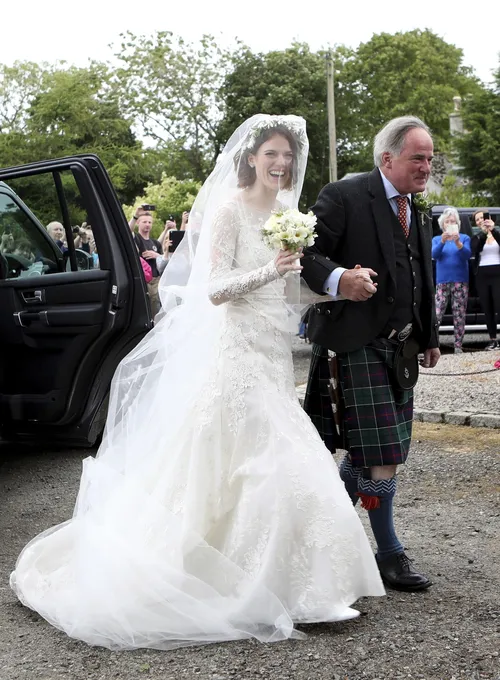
{"left": 376, "top": 552, "right": 432, "bottom": 592}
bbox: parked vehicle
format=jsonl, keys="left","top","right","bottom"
{"left": 0, "top": 156, "right": 153, "bottom": 447}
{"left": 431, "top": 205, "right": 500, "bottom": 333}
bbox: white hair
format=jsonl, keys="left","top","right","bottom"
{"left": 373, "top": 116, "right": 431, "bottom": 167}
{"left": 46, "top": 221, "right": 64, "bottom": 234}
{"left": 438, "top": 207, "right": 461, "bottom": 231}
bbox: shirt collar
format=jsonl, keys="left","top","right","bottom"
{"left": 378, "top": 169, "right": 411, "bottom": 203}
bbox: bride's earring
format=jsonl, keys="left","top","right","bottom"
{"left": 249, "top": 163, "right": 254, "bottom": 168}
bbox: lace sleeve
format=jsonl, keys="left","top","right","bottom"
{"left": 208, "top": 205, "right": 280, "bottom": 305}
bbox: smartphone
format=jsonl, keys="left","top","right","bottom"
{"left": 446, "top": 224, "right": 459, "bottom": 235}
{"left": 169, "top": 230, "right": 185, "bottom": 252}
{"left": 483, "top": 211, "right": 490, "bottom": 221}
{"left": 141, "top": 204, "right": 156, "bottom": 212}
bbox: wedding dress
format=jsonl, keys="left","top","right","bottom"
{"left": 10, "top": 115, "right": 384, "bottom": 651}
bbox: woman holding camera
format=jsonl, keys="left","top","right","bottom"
{"left": 432, "top": 207, "right": 472, "bottom": 353}
{"left": 471, "top": 210, "right": 500, "bottom": 350}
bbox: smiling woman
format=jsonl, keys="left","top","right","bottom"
{"left": 235, "top": 124, "right": 299, "bottom": 192}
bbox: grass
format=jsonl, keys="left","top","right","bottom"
{"left": 413, "top": 421, "right": 500, "bottom": 450}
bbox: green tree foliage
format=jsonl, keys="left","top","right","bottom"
{"left": 0, "top": 62, "right": 156, "bottom": 218}
{"left": 455, "top": 65, "right": 500, "bottom": 204}
{"left": 219, "top": 32, "right": 481, "bottom": 206}
{"left": 124, "top": 174, "right": 201, "bottom": 238}
{"left": 343, "top": 29, "right": 481, "bottom": 165}
{"left": 0, "top": 61, "right": 52, "bottom": 133}
{"left": 218, "top": 43, "right": 349, "bottom": 207}
{"left": 114, "top": 32, "right": 244, "bottom": 180}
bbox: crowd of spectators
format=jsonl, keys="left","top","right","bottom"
{"left": 128, "top": 206, "right": 188, "bottom": 316}
{"left": 42, "top": 204, "right": 499, "bottom": 344}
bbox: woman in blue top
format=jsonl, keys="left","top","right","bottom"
{"left": 432, "top": 207, "right": 472, "bottom": 353}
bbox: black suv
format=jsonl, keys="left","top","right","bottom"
{"left": 0, "top": 156, "right": 153, "bottom": 447}
{"left": 431, "top": 205, "right": 500, "bottom": 333}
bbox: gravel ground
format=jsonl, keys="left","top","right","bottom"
{"left": 416, "top": 349, "right": 500, "bottom": 414}
{"left": 292, "top": 335, "right": 500, "bottom": 416}
{"left": 1, "top": 341, "right": 499, "bottom": 680}
{"left": 1, "top": 430, "right": 499, "bottom": 679}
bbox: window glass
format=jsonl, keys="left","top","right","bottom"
{"left": 0, "top": 191, "right": 59, "bottom": 279}
{"left": 3, "top": 170, "right": 100, "bottom": 273}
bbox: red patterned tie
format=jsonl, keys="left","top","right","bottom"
{"left": 396, "top": 195, "right": 409, "bottom": 238}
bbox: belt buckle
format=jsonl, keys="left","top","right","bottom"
{"left": 397, "top": 323, "right": 413, "bottom": 342}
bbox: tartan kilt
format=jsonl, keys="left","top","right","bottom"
{"left": 303, "top": 343, "right": 339, "bottom": 454}
{"left": 304, "top": 341, "right": 414, "bottom": 467}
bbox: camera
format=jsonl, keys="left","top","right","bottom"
{"left": 72, "top": 226, "right": 81, "bottom": 235}
{"left": 483, "top": 211, "right": 490, "bottom": 221}
{"left": 141, "top": 204, "right": 156, "bottom": 212}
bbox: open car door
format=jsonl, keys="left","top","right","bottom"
{"left": 0, "top": 155, "right": 152, "bottom": 446}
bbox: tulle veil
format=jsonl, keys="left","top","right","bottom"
{"left": 10, "top": 115, "right": 386, "bottom": 649}
{"left": 100, "top": 114, "right": 310, "bottom": 458}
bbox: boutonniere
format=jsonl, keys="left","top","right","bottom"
{"left": 413, "top": 193, "right": 434, "bottom": 227}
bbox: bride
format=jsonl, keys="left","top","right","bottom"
{"left": 10, "top": 115, "right": 384, "bottom": 650}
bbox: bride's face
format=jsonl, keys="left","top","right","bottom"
{"left": 249, "top": 134, "right": 293, "bottom": 192}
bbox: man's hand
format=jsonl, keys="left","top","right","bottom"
{"left": 165, "top": 219, "right": 176, "bottom": 230}
{"left": 142, "top": 250, "right": 158, "bottom": 260}
{"left": 421, "top": 348, "right": 441, "bottom": 368}
{"left": 338, "top": 264, "right": 378, "bottom": 302}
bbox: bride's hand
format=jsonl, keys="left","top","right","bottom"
{"left": 275, "top": 249, "right": 303, "bottom": 276}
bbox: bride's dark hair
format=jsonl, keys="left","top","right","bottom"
{"left": 234, "top": 125, "right": 300, "bottom": 191}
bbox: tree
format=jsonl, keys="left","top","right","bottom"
{"left": 218, "top": 33, "right": 480, "bottom": 208}
{"left": 342, "top": 29, "right": 482, "bottom": 166}
{"left": 0, "top": 63, "right": 155, "bottom": 210}
{"left": 454, "top": 65, "right": 500, "bottom": 204}
{"left": 0, "top": 61, "right": 53, "bottom": 134}
{"left": 124, "top": 174, "right": 201, "bottom": 239}
{"left": 218, "top": 43, "right": 356, "bottom": 207}
{"left": 113, "top": 32, "right": 244, "bottom": 180}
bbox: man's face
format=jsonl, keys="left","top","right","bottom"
{"left": 381, "top": 128, "right": 434, "bottom": 195}
{"left": 137, "top": 216, "right": 153, "bottom": 237}
{"left": 48, "top": 223, "right": 65, "bottom": 241}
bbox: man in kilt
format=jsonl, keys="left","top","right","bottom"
{"left": 302, "top": 116, "right": 441, "bottom": 592}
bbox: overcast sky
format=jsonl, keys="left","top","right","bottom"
{"left": 2, "top": 0, "right": 498, "bottom": 84}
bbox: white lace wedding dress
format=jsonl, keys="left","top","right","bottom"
{"left": 10, "top": 201, "right": 384, "bottom": 651}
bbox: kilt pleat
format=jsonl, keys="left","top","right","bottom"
{"left": 304, "top": 341, "right": 414, "bottom": 467}
{"left": 303, "top": 344, "right": 338, "bottom": 453}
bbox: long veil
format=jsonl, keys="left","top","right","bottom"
{"left": 102, "top": 114, "right": 310, "bottom": 452}
{"left": 11, "top": 115, "right": 317, "bottom": 648}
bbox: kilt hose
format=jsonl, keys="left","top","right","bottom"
{"left": 304, "top": 340, "right": 414, "bottom": 468}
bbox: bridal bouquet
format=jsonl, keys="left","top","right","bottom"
{"left": 261, "top": 209, "right": 318, "bottom": 253}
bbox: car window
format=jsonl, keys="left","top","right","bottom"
{"left": 0, "top": 191, "right": 60, "bottom": 279}
{"left": 4, "top": 170, "right": 101, "bottom": 273}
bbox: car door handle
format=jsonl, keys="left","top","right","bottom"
{"left": 13, "top": 310, "right": 49, "bottom": 327}
{"left": 21, "top": 290, "right": 45, "bottom": 304}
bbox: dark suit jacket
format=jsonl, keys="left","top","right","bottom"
{"left": 301, "top": 168, "right": 439, "bottom": 353}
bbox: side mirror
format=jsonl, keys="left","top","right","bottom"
{"left": 65, "top": 248, "right": 94, "bottom": 272}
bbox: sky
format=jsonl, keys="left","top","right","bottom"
{"left": 1, "top": 0, "right": 499, "bottom": 84}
